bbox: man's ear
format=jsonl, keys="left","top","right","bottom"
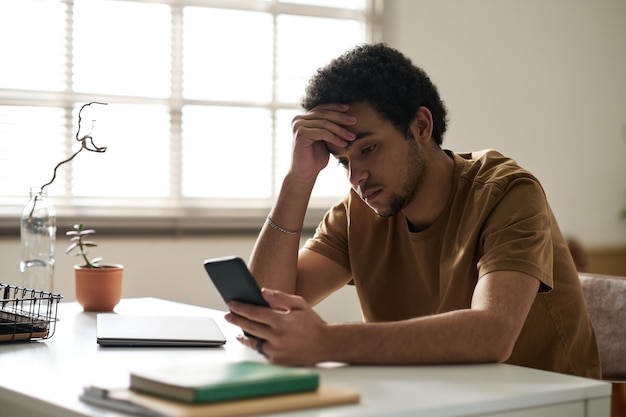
{"left": 411, "top": 106, "right": 434, "bottom": 144}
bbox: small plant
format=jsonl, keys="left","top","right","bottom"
{"left": 65, "top": 224, "right": 103, "bottom": 268}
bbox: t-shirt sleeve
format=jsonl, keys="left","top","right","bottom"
{"left": 303, "top": 196, "right": 351, "bottom": 271}
{"left": 477, "top": 177, "right": 554, "bottom": 291}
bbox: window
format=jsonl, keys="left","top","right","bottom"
{"left": 0, "top": 0, "right": 379, "bottom": 232}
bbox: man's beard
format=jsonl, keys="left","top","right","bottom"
{"left": 376, "top": 138, "right": 427, "bottom": 219}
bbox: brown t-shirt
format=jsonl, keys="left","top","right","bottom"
{"left": 305, "top": 149, "right": 601, "bottom": 379}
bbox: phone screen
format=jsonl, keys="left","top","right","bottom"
{"left": 203, "top": 256, "right": 269, "bottom": 307}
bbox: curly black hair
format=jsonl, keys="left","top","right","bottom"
{"left": 301, "top": 43, "right": 449, "bottom": 146}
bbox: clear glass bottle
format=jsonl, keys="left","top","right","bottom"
{"left": 20, "top": 187, "right": 56, "bottom": 292}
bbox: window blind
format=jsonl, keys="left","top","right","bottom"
{"left": 0, "top": 0, "right": 379, "bottom": 233}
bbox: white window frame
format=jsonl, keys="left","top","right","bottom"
{"left": 0, "top": 0, "right": 383, "bottom": 234}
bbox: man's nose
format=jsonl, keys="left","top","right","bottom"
{"left": 348, "top": 161, "right": 369, "bottom": 188}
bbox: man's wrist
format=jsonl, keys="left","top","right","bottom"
{"left": 318, "top": 323, "right": 350, "bottom": 364}
{"left": 266, "top": 216, "right": 301, "bottom": 235}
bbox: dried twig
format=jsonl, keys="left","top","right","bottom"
{"left": 39, "top": 102, "right": 108, "bottom": 191}
{"left": 27, "top": 102, "right": 108, "bottom": 220}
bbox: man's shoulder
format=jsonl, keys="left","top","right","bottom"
{"left": 453, "top": 149, "right": 539, "bottom": 187}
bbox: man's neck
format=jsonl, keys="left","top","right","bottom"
{"left": 403, "top": 149, "right": 455, "bottom": 232}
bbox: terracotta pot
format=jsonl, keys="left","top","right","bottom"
{"left": 74, "top": 264, "right": 123, "bottom": 312}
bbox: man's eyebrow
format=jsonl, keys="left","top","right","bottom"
{"left": 354, "top": 132, "right": 372, "bottom": 141}
{"left": 327, "top": 131, "right": 373, "bottom": 155}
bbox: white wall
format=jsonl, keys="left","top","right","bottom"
{"left": 1, "top": 0, "right": 624, "bottom": 321}
{"left": 383, "top": 0, "right": 626, "bottom": 247}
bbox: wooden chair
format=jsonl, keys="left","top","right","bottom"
{"left": 579, "top": 273, "right": 626, "bottom": 417}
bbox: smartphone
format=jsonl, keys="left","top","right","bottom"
{"left": 203, "top": 256, "right": 269, "bottom": 308}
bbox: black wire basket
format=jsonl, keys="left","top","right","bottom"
{"left": 0, "top": 283, "right": 63, "bottom": 342}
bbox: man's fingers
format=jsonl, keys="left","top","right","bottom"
{"left": 225, "top": 289, "right": 306, "bottom": 333}
{"left": 292, "top": 118, "right": 355, "bottom": 145}
{"left": 292, "top": 104, "right": 357, "bottom": 147}
{"left": 224, "top": 309, "right": 270, "bottom": 340}
{"left": 261, "top": 288, "right": 311, "bottom": 312}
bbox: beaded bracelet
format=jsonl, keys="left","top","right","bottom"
{"left": 267, "top": 216, "right": 301, "bottom": 235}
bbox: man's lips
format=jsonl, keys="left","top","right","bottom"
{"left": 361, "top": 188, "right": 382, "bottom": 203}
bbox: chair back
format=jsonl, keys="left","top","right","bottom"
{"left": 578, "top": 273, "right": 626, "bottom": 381}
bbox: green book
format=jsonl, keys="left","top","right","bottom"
{"left": 129, "top": 361, "right": 319, "bottom": 404}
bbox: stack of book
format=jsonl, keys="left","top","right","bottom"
{"left": 81, "top": 361, "right": 360, "bottom": 417}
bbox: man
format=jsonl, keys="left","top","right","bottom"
{"left": 225, "top": 43, "right": 601, "bottom": 378}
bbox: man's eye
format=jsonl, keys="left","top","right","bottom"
{"left": 337, "top": 158, "right": 349, "bottom": 168}
{"left": 362, "top": 144, "right": 376, "bottom": 154}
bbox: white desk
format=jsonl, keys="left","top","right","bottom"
{"left": 0, "top": 298, "right": 611, "bottom": 417}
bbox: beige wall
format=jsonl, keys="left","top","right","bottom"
{"left": 1, "top": 0, "right": 625, "bottom": 319}
{"left": 0, "top": 235, "right": 364, "bottom": 322}
{"left": 383, "top": 0, "right": 626, "bottom": 247}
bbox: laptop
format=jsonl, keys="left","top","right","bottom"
{"left": 96, "top": 314, "right": 226, "bottom": 347}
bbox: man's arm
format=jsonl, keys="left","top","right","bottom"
{"left": 248, "top": 103, "right": 356, "bottom": 297}
{"left": 322, "top": 270, "right": 540, "bottom": 365}
{"left": 248, "top": 173, "right": 314, "bottom": 295}
{"left": 227, "top": 268, "right": 540, "bottom": 366}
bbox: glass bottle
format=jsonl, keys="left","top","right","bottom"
{"left": 20, "top": 187, "right": 56, "bottom": 292}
